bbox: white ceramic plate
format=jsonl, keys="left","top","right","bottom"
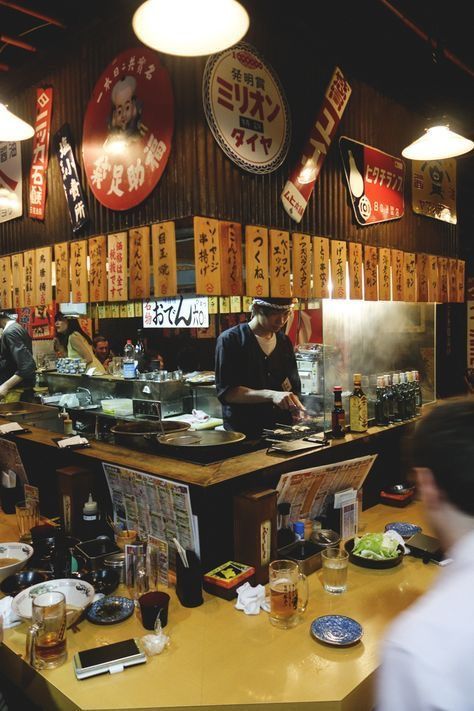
{"left": 12, "top": 578, "right": 95, "bottom": 627}
{"left": 0, "top": 543, "right": 34, "bottom": 583}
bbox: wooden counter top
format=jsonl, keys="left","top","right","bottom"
{"left": 0, "top": 501, "right": 438, "bottom": 711}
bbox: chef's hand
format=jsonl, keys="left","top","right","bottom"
{"left": 0, "top": 384, "right": 8, "bottom": 400}
{"left": 272, "top": 391, "right": 305, "bottom": 411}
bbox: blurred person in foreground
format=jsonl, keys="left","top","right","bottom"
{"left": 377, "top": 396, "right": 474, "bottom": 711}
{"left": 215, "top": 297, "right": 303, "bottom": 438}
{"left": 0, "top": 311, "right": 36, "bottom": 402}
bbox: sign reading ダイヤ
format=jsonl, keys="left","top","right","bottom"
{"left": 203, "top": 42, "right": 290, "bottom": 174}
{"left": 143, "top": 296, "right": 209, "bottom": 329}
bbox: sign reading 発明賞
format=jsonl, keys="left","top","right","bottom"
{"left": 82, "top": 48, "right": 174, "bottom": 211}
{"left": 411, "top": 158, "right": 456, "bottom": 224}
{"left": 143, "top": 296, "right": 209, "bottom": 329}
{"left": 28, "top": 87, "right": 53, "bottom": 220}
{"left": 0, "top": 141, "right": 22, "bottom": 224}
{"left": 340, "top": 136, "right": 405, "bottom": 225}
{"left": 203, "top": 42, "right": 290, "bottom": 174}
{"left": 54, "top": 124, "right": 88, "bottom": 232}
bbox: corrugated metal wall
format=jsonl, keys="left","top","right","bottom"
{"left": 0, "top": 11, "right": 457, "bottom": 258}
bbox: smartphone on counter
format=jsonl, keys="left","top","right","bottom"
{"left": 73, "top": 638, "right": 146, "bottom": 679}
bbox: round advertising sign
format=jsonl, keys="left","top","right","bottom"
{"left": 82, "top": 48, "right": 174, "bottom": 211}
{"left": 203, "top": 42, "right": 291, "bottom": 174}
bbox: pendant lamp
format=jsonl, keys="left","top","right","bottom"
{"left": 0, "top": 103, "right": 34, "bottom": 141}
{"left": 402, "top": 123, "right": 474, "bottom": 161}
{"left": 132, "top": 0, "right": 250, "bottom": 57}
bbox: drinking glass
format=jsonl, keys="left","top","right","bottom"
{"left": 15, "top": 500, "right": 39, "bottom": 542}
{"left": 268, "top": 559, "right": 308, "bottom": 629}
{"left": 26, "top": 591, "right": 67, "bottom": 670}
{"left": 321, "top": 547, "right": 349, "bottom": 593}
{"left": 125, "top": 543, "right": 149, "bottom": 601}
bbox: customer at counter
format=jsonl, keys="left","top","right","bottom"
{"left": 0, "top": 311, "right": 36, "bottom": 402}
{"left": 215, "top": 297, "right": 303, "bottom": 438}
{"left": 54, "top": 313, "right": 105, "bottom": 374}
{"left": 377, "top": 397, "right": 474, "bottom": 711}
{"left": 92, "top": 335, "right": 113, "bottom": 370}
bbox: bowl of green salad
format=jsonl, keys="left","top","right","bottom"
{"left": 345, "top": 531, "right": 405, "bottom": 569}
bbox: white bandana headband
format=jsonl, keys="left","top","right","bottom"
{"left": 251, "top": 298, "right": 295, "bottom": 311}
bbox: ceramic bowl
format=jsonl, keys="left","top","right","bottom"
{"left": 0, "top": 543, "right": 34, "bottom": 583}
{"left": 12, "top": 577, "right": 95, "bottom": 627}
{"left": 72, "top": 568, "right": 120, "bottom": 595}
{"left": 0, "top": 569, "right": 53, "bottom": 596}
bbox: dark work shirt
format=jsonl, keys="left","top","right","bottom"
{"left": 0, "top": 322, "right": 36, "bottom": 387}
{"left": 215, "top": 323, "right": 301, "bottom": 438}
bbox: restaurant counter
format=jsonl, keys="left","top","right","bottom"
{"left": 0, "top": 501, "right": 439, "bottom": 711}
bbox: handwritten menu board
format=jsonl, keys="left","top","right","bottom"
{"left": 151, "top": 221, "right": 177, "bottom": 297}
{"left": 245, "top": 226, "right": 269, "bottom": 297}
{"left": 219, "top": 221, "right": 243, "bottom": 296}
{"left": 129, "top": 227, "right": 151, "bottom": 300}
{"left": 34, "top": 247, "right": 52, "bottom": 307}
{"left": 88, "top": 236, "right": 107, "bottom": 302}
{"left": 70, "top": 240, "right": 88, "bottom": 303}
{"left": 378, "top": 248, "right": 391, "bottom": 301}
{"left": 448, "top": 258, "right": 458, "bottom": 303}
{"left": 416, "top": 253, "right": 429, "bottom": 303}
{"left": 348, "top": 242, "right": 363, "bottom": 300}
{"left": 403, "top": 252, "right": 416, "bottom": 303}
{"left": 0, "top": 257, "right": 12, "bottom": 309}
{"left": 24, "top": 250, "right": 35, "bottom": 308}
{"left": 457, "top": 260, "right": 465, "bottom": 302}
{"left": 331, "top": 240, "right": 347, "bottom": 299}
{"left": 11, "top": 253, "right": 24, "bottom": 308}
{"left": 428, "top": 255, "right": 439, "bottom": 302}
{"left": 292, "top": 233, "right": 311, "bottom": 299}
{"left": 54, "top": 242, "right": 69, "bottom": 303}
{"left": 108, "top": 232, "right": 128, "bottom": 302}
{"left": 391, "top": 249, "right": 404, "bottom": 301}
{"left": 193, "top": 216, "right": 221, "bottom": 296}
{"left": 269, "top": 230, "right": 291, "bottom": 297}
{"left": 364, "top": 246, "right": 378, "bottom": 301}
{"left": 438, "top": 257, "right": 448, "bottom": 303}
{"left": 313, "top": 236, "right": 330, "bottom": 299}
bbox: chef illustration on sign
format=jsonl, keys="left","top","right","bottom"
{"left": 105, "top": 75, "right": 147, "bottom": 151}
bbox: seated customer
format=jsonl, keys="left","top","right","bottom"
{"left": 92, "top": 335, "right": 113, "bottom": 370}
{"left": 54, "top": 313, "right": 105, "bottom": 374}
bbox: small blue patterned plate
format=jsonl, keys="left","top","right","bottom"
{"left": 385, "top": 522, "right": 421, "bottom": 539}
{"left": 311, "top": 615, "right": 363, "bottom": 646}
{"left": 86, "top": 595, "right": 135, "bottom": 625}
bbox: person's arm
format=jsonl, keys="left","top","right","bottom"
{"left": 0, "top": 330, "right": 36, "bottom": 397}
{"left": 69, "top": 332, "right": 94, "bottom": 365}
{"left": 224, "top": 385, "right": 304, "bottom": 410}
{"left": 0, "top": 373, "right": 22, "bottom": 398}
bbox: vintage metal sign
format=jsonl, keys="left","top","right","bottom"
{"left": 28, "top": 87, "right": 53, "bottom": 220}
{"left": 143, "top": 296, "right": 209, "bottom": 329}
{"left": 54, "top": 124, "right": 88, "bottom": 232}
{"left": 83, "top": 48, "right": 174, "bottom": 211}
{"left": 411, "top": 158, "right": 456, "bottom": 224}
{"left": 0, "top": 141, "right": 22, "bottom": 224}
{"left": 281, "top": 67, "right": 351, "bottom": 222}
{"left": 340, "top": 136, "right": 405, "bottom": 225}
{"left": 203, "top": 42, "right": 291, "bottom": 174}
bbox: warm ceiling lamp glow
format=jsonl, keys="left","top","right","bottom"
{"left": 0, "top": 103, "right": 34, "bottom": 141}
{"left": 402, "top": 125, "right": 474, "bottom": 161}
{"left": 133, "top": 0, "right": 249, "bottom": 57}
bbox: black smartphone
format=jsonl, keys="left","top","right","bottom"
{"left": 73, "top": 638, "right": 146, "bottom": 679}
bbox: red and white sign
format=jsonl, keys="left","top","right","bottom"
{"left": 28, "top": 87, "right": 53, "bottom": 220}
{"left": 281, "top": 67, "right": 351, "bottom": 222}
{"left": 203, "top": 42, "right": 290, "bottom": 174}
{"left": 340, "top": 136, "right": 405, "bottom": 225}
{"left": 82, "top": 48, "right": 174, "bottom": 211}
{"left": 0, "top": 141, "right": 22, "bottom": 223}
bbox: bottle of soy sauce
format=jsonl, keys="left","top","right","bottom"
{"left": 331, "top": 386, "right": 346, "bottom": 438}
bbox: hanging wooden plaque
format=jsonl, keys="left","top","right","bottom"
{"left": 427, "top": 255, "right": 439, "bottom": 302}
{"left": 348, "top": 242, "right": 363, "bottom": 300}
{"left": 378, "top": 248, "right": 391, "bottom": 301}
{"left": 245, "top": 226, "right": 269, "bottom": 297}
{"left": 456, "top": 260, "right": 465, "bottom": 303}
{"left": 54, "top": 242, "right": 70, "bottom": 303}
{"left": 438, "top": 257, "right": 448, "bottom": 303}
{"left": 35, "top": 247, "right": 52, "bottom": 307}
{"left": 0, "top": 257, "right": 12, "bottom": 309}
{"left": 219, "top": 221, "right": 243, "bottom": 296}
{"left": 364, "top": 246, "right": 378, "bottom": 301}
{"left": 448, "top": 258, "right": 458, "bottom": 303}
{"left": 152, "top": 221, "right": 177, "bottom": 298}
{"left": 331, "top": 240, "right": 347, "bottom": 299}
{"left": 313, "top": 236, "right": 330, "bottom": 299}
{"left": 24, "top": 250, "right": 36, "bottom": 308}
{"left": 11, "top": 253, "right": 24, "bottom": 309}
{"left": 416, "top": 253, "right": 429, "bottom": 303}
{"left": 108, "top": 232, "right": 128, "bottom": 302}
{"left": 88, "top": 236, "right": 107, "bottom": 302}
{"left": 194, "top": 216, "right": 221, "bottom": 296}
{"left": 129, "top": 227, "right": 151, "bottom": 300}
{"left": 391, "top": 249, "right": 404, "bottom": 302}
{"left": 403, "top": 252, "right": 416, "bottom": 303}
{"left": 292, "top": 233, "right": 312, "bottom": 299}
{"left": 269, "top": 230, "right": 291, "bottom": 298}
{"left": 70, "top": 240, "right": 88, "bottom": 303}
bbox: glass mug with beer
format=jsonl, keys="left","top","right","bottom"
{"left": 268, "top": 559, "right": 309, "bottom": 629}
{"left": 26, "top": 591, "right": 67, "bottom": 670}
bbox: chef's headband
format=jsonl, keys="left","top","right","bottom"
{"left": 252, "top": 298, "right": 296, "bottom": 311}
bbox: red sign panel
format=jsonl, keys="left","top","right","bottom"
{"left": 28, "top": 88, "right": 53, "bottom": 220}
{"left": 82, "top": 48, "right": 174, "bottom": 211}
{"left": 340, "top": 136, "right": 405, "bottom": 225}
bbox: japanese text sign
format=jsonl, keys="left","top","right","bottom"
{"left": 108, "top": 232, "right": 128, "bottom": 301}
{"left": 340, "top": 136, "right": 405, "bottom": 225}
{"left": 82, "top": 48, "right": 174, "bottom": 211}
{"left": 54, "top": 243, "right": 70, "bottom": 303}
{"left": 448, "top": 258, "right": 458, "bottom": 303}
{"left": 143, "top": 296, "right": 209, "bottom": 329}
{"left": 313, "top": 236, "right": 330, "bottom": 299}
{"left": 391, "top": 249, "right": 404, "bottom": 301}
{"left": 416, "top": 253, "right": 429, "bottom": 303}
{"left": 54, "top": 124, "right": 88, "bottom": 232}
{"left": 281, "top": 67, "right": 351, "bottom": 222}
{"left": 378, "top": 248, "right": 391, "bottom": 301}
{"left": 203, "top": 42, "right": 290, "bottom": 174}
{"left": 412, "top": 158, "right": 456, "bottom": 224}
{"left": 70, "top": 240, "right": 88, "bottom": 303}
{"left": 348, "top": 242, "right": 363, "bottom": 300}
{"left": 364, "top": 246, "right": 378, "bottom": 301}
{"left": 438, "top": 257, "right": 448, "bottom": 303}
{"left": 292, "top": 233, "right": 311, "bottom": 299}
{"left": 0, "top": 257, "right": 12, "bottom": 309}
{"left": 245, "top": 225, "right": 269, "bottom": 296}
{"left": 24, "top": 250, "right": 36, "bottom": 308}
{"left": 28, "top": 87, "right": 53, "bottom": 220}
{"left": 11, "top": 253, "right": 24, "bottom": 308}
{"left": 269, "top": 230, "right": 291, "bottom": 297}
{"left": 403, "top": 252, "right": 416, "bottom": 302}
{"left": 88, "top": 236, "right": 107, "bottom": 302}
{"left": 0, "top": 141, "right": 22, "bottom": 224}
{"left": 219, "top": 221, "right": 243, "bottom": 296}
{"left": 427, "top": 255, "right": 439, "bottom": 302}
{"left": 457, "top": 260, "right": 465, "bottom": 303}
{"left": 194, "top": 217, "right": 222, "bottom": 295}
{"left": 151, "top": 221, "right": 177, "bottom": 297}
{"left": 330, "top": 240, "right": 347, "bottom": 299}
{"left": 34, "top": 247, "right": 52, "bottom": 306}
{"left": 129, "top": 227, "right": 151, "bottom": 299}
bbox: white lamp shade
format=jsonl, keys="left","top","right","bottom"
{"left": 0, "top": 103, "right": 34, "bottom": 141}
{"left": 133, "top": 0, "right": 249, "bottom": 57}
{"left": 402, "top": 125, "right": 474, "bottom": 161}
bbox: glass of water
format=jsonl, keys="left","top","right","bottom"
{"left": 321, "top": 547, "right": 349, "bottom": 593}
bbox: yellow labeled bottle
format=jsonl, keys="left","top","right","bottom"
{"left": 349, "top": 373, "right": 368, "bottom": 432}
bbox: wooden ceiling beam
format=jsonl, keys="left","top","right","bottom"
{"left": 0, "top": 34, "right": 36, "bottom": 51}
{"left": 0, "top": 1, "right": 65, "bottom": 28}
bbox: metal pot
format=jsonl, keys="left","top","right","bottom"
{"left": 157, "top": 429, "right": 245, "bottom": 449}
{"left": 110, "top": 419, "right": 190, "bottom": 448}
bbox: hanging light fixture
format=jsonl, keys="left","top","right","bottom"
{"left": 132, "top": 0, "right": 250, "bottom": 57}
{"left": 402, "top": 123, "right": 474, "bottom": 161}
{"left": 0, "top": 103, "right": 34, "bottom": 141}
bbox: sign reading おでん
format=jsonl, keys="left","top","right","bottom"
{"left": 82, "top": 48, "right": 174, "bottom": 211}
{"left": 203, "top": 42, "right": 290, "bottom": 174}
{"left": 143, "top": 296, "right": 209, "bottom": 329}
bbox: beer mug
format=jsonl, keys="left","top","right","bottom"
{"left": 268, "top": 559, "right": 309, "bottom": 629}
{"left": 26, "top": 591, "right": 67, "bottom": 670}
